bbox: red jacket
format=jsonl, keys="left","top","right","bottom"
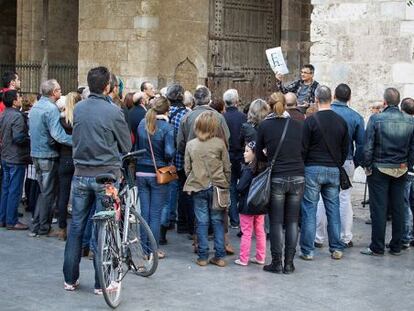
{"left": 0, "top": 87, "right": 11, "bottom": 113}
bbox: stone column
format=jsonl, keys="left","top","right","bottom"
{"left": 78, "top": 0, "right": 161, "bottom": 91}
{"left": 280, "top": 0, "right": 312, "bottom": 82}
{"left": 16, "top": 0, "right": 78, "bottom": 64}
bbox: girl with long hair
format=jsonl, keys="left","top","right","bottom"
{"left": 50, "top": 91, "right": 81, "bottom": 241}
{"left": 256, "top": 92, "right": 305, "bottom": 274}
{"left": 184, "top": 111, "right": 231, "bottom": 267}
{"left": 136, "top": 96, "right": 175, "bottom": 258}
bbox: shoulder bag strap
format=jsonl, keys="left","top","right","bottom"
{"left": 269, "top": 118, "right": 290, "bottom": 169}
{"left": 313, "top": 113, "right": 342, "bottom": 169}
{"left": 146, "top": 130, "right": 158, "bottom": 171}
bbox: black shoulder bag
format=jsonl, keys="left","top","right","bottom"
{"left": 247, "top": 118, "right": 290, "bottom": 214}
{"left": 313, "top": 114, "right": 352, "bottom": 190}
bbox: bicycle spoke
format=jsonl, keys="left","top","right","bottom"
{"left": 127, "top": 209, "right": 158, "bottom": 277}
{"left": 97, "top": 221, "right": 123, "bottom": 308}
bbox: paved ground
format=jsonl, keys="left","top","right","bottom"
{"left": 1, "top": 182, "right": 413, "bottom": 311}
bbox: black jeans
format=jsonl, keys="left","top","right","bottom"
{"left": 25, "top": 178, "right": 40, "bottom": 216}
{"left": 177, "top": 170, "right": 195, "bottom": 234}
{"left": 57, "top": 156, "right": 75, "bottom": 229}
{"left": 32, "top": 158, "right": 59, "bottom": 234}
{"left": 268, "top": 176, "right": 304, "bottom": 257}
{"left": 368, "top": 168, "right": 406, "bottom": 253}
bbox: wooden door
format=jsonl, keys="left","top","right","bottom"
{"left": 207, "top": 0, "right": 281, "bottom": 106}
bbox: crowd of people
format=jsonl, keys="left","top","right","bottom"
{"left": 0, "top": 63, "right": 413, "bottom": 294}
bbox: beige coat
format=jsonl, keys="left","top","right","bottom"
{"left": 184, "top": 137, "right": 231, "bottom": 193}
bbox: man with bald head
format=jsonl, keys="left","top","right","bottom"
{"left": 362, "top": 88, "right": 414, "bottom": 256}
{"left": 285, "top": 92, "right": 305, "bottom": 122}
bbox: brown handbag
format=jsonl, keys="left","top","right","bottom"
{"left": 147, "top": 131, "right": 178, "bottom": 184}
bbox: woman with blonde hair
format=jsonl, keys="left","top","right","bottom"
{"left": 136, "top": 96, "right": 175, "bottom": 258}
{"left": 49, "top": 92, "right": 81, "bottom": 241}
{"left": 184, "top": 111, "right": 231, "bottom": 267}
{"left": 256, "top": 92, "right": 305, "bottom": 274}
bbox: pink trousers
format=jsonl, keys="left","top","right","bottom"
{"left": 239, "top": 214, "right": 266, "bottom": 264}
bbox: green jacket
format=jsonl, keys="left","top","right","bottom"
{"left": 184, "top": 137, "right": 231, "bottom": 193}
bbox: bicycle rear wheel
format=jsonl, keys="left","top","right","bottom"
{"left": 96, "top": 220, "right": 123, "bottom": 309}
{"left": 127, "top": 209, "right": 159, "bottom": 277}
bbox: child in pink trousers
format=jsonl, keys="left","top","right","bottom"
{"left": 235, "top": 141, "right": 266, "bottom": 266}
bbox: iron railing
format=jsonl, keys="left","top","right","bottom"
{"left": 0, "top": 63, "right": 78, "bottom": 94}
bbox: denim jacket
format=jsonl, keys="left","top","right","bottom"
{"left": 29, "top": 96, "right": 72, "bottom": 158}
{"left": 331, "top": 100, "right": 365, "bottom": 167}
{"left": 136, "top": 118, "right": 175, "bottom": 173}
{"left": 363, "top": 106, "right": 414, "bottom": 170}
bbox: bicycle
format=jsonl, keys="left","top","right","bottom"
{"left": 93, "top": 149, "right": 158, "bottom": 308}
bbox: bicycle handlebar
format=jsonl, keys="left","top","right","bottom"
{"left": 121, "top": 149, "right": 146, "bottom": 162}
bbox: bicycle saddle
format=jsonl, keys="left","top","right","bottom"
{"left": 95, "top": 173, "right": 117, "bottom": 184}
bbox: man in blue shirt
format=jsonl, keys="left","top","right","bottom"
{"left": 29, "top": 79, "right": 72, "bottom": 237}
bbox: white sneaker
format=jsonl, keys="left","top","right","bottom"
{"left": 250, "top": 257, "right": 265, "bottom": 265}
{"left": 94, "top": 281, "right": 120, "bottom": 295}
{"left": 64, "top": 280, "right": 80, "bottom": 291}
{"left": 94, "top": 288, "right": 103, "bottom": 295}
{"left": 234, "top": 259, "right": 248, "bottom": 266}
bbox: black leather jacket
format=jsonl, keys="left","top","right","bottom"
{"left": 363, "top": 106, "right": 414, "bottom": 170}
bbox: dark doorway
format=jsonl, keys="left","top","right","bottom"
{"left": 0, "top": 0, "right": 17, "bottom": 64}
{"left": 207, "top": 0, "right": 281, "bottom": 105}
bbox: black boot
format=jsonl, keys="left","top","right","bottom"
{"left": 263, "top": 255, "right": 282, "bottom": 274}
{"left": 159, "top": 225, "right": 168, "bottom": 245}
{"left": 283, "top": 252, "right": 295, "bottom": 274}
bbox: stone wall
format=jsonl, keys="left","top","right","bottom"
{"left": 78, "top": 0, "right": 209, "bottom": 92}
{"left": 310, "top": 0, "right": 414, "bottom": 117}
{"left": 16, "top": 0, "right": 78, "bottom": 64}
{"left": 281, "top": 0, "right": 312, "bottom": 82}
{"left": 0, "top": 0, "right": 17, "bottom": 63}
{"left": 157, "top": 0, "right": 209, "bottom": 92}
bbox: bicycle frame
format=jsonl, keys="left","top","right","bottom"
{"left": 120, "top": 184, "right": 139, "bottom": 264}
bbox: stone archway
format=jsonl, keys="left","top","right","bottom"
{"left": 174, "top": 57, "right": 199, "bottom": 92}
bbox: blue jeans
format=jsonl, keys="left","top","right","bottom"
{"left": 161, "top": 179, "right": 178, "bottom": 227}
{"left": 63, "top": 176, "right": 107, "bottom": 289}
{"left": 0, "top": 161, "right": 26, "bottom": 225}
{"left": 137, "top": 176, "right": 169, "bottom": 245}
{"left": 300, "top": 166, "right": 344, "bottom": 256}
{"left": 403, "top": 177, "right": 414, "bottom": 243}
{"left": 192, "top": 188, "right": 225, "bottom": 260}
{"left": 82, "top": 199, "right": 96, "bottom": 249}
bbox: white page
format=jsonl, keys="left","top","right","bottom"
{"left": 266, "top": 47, "right": 289, "bottom": 75}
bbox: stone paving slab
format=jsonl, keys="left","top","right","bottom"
{"left": 0, "top": 182, "right": 413, "bottom": 311}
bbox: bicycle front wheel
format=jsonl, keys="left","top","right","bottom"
{"left": 127, "top": 209, "right": 159, "bottom": 277}
{"left": 96, "top": 220, "right": 123, "bottom": 309}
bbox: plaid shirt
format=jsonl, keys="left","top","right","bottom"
{"left": 169, "top": 106, "right": 189, "bottom": 170}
